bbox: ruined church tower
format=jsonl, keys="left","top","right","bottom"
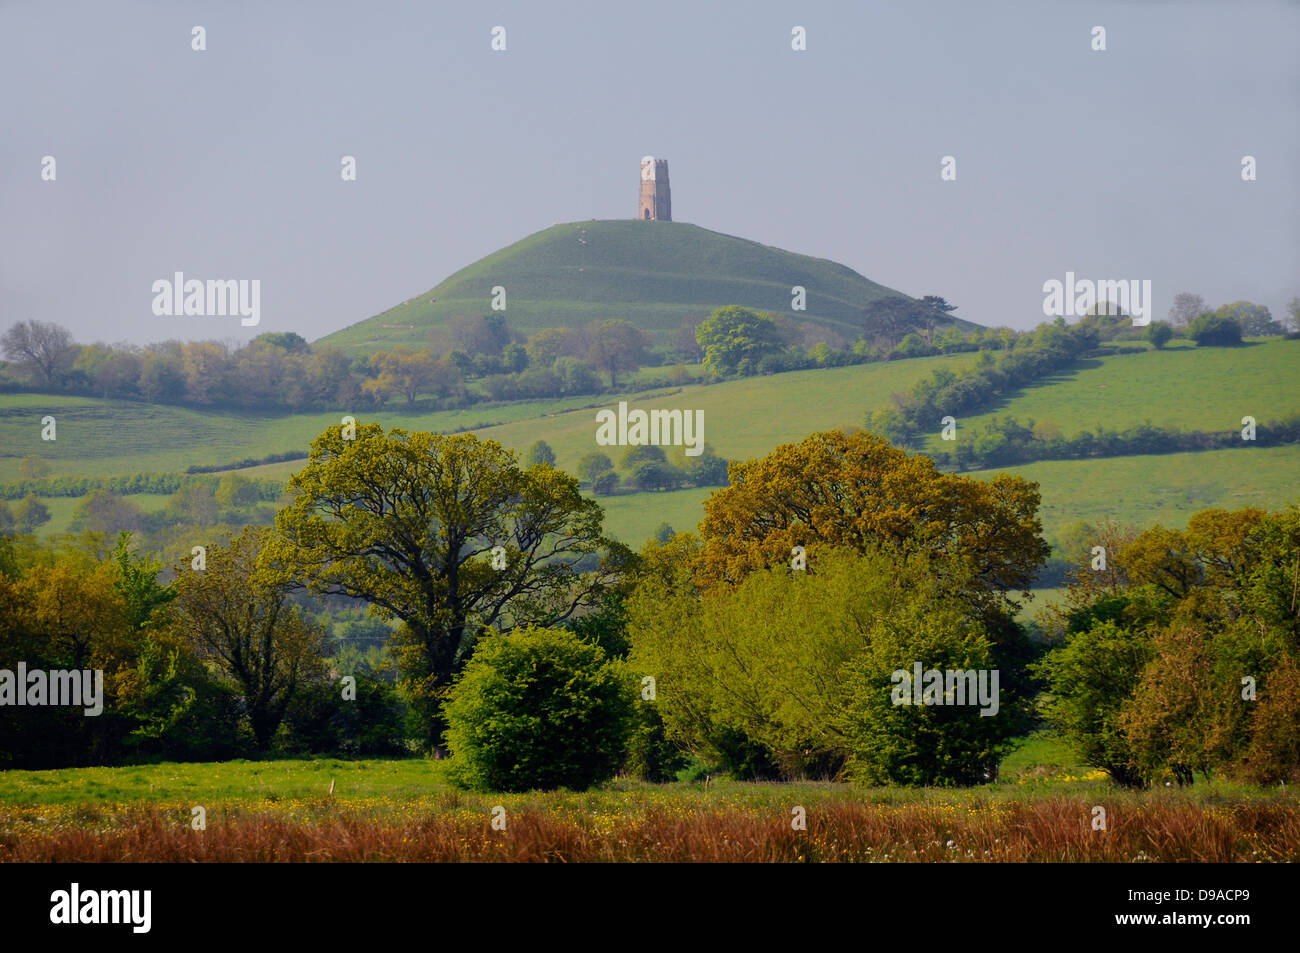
{"left": 638, "top": 156, "right": 671, "bottom": 221}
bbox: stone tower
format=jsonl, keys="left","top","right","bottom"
{"left": 638, "top": 156, "right": 671, "bottom": 221}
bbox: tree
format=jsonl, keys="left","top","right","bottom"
{"left": 255, "top": 331, "right": 310, "bottom": 353}
{"left": 576, "top": 452, "right": 614, "bottom": 485}
{"left": 628, "top": 545, "right": 1019, "bottom": 783}
{"left": 587, "top": 319, "right": 649, "bottom": 388}
{"left": 265, "top": 423, "right": 630, "bottom": 749}
{"left": 17, "top": 455, "right": 49, "bottom": 480}
{"left": 70, "top": 490, "right": 145, "bottom": 538}
{"left": 1188, "top": 312, "right": 1243, "bottom": 347}
{"left": 620, "top": 444, "right": 666, "bottom": 469}
{"left": 653, "top": 522, "right": 676, "bottom": 544}
{"left": 592, "top": 470, "right": 620, "bottom": 496}
{"left": 630, "top": 461, "right": 683, "bottom": 492}
{"left": 1146, "top": 321, "right": 1174, "bottom": 349}
{"left": 502, "top": 341, "right": 529, "bottom": 373}
{"left": 214, "top": 473, "right": 261, "bottom": 509}
{"left": 695, "top": 306, "right": 783, "bottom": 376}
{"left": 1038, "top": 619, "right": 1153, "bottom": 787}
{"left": 1, "top": 320, "right": 77, "bottom": 387}
{"left": 1287, "top": 297, "right": 1300, "bottom": 334}
{"left": 695, "top": 430, "right": 1050, "bottom": 612}
{"left": 14, "top": 494, "right": 50, "bottom": 534}
{"left": 863, "top": 297, "right": 922, "bottom": 349}
{"left": 1215, "top": 301, "right": 1281, "bottom": 337}
{"left": 111, "top": 532, "right": 176, "bottom": 632}
{"left": 524, "top": 328, "right": 575, "bottom": 369}
{"left": 444, "top": 625, "right": 636, "bottom": 792}
{"left": 368, "top": 347, "right": 438, "bottom": 408}
{"left": 526, "top": 440, "right": 557, "bottom": 467}
{"left": 1167, "top": 293, "right": 1205, "bottom": 329}
{"left": 0, "top": 500, "right": 14, "bottom": 536}
{"left": 174, "top": 527, "right": 326, "bottom": 750}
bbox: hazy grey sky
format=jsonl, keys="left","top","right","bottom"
{"left": 2, "top": 0, "right": 1296, "bottom": 345}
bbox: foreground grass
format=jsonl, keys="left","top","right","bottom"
{"left": 2, "top": 752, "right": 1296, "bottom": 862}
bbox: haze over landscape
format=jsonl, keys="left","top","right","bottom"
{"left": 2, "top": 0, "right": 1296, "bottom": 345}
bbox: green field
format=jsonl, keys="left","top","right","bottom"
{"left": 0, "top": 352, "right": 973, "bottom": 483}
{"left": 986, "top": 444, "right": 1300, "bottom": 540}
{"left": 922, "top": 338, "right": 1300, "bottom": 453}
{"left": 4, "top": 340, "right": 1298, "bottom": 549}
{"left": 315, "top": 219, "right": 957, "bottom": 354}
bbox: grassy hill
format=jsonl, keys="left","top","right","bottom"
{"left": 315, "top": 220, "right": 953, "bottom": 354}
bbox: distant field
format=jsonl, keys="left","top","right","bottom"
{"left": 0, "top": 354, "right": 970, "bottom": 484}
{"left": 985, "top": 444, "right": 1300, "bottom": 539}
{"left": 6, "top": 340, "right": 1298, "bottom": 549}
{"left": 922, "top": 338, "right": 1300, "bottom": 453}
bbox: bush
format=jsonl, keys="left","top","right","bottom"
{"left": 1188, "top": 312, "right": 1243, "bottom": 347}
{"left": 1145, "top": 321, "right": 1174, "bottom": 349}
{"left": 444, "top": 625, "right": 637, "bottom": 791}
{"left": 591, "top": 470, "right": 619, "bottom": 496}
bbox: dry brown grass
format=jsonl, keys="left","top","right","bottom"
{"left": 2, "top": 796, "right": 1296, "bottom": 862}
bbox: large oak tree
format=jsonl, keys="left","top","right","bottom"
{"left": 264, "top": 423, "right": 630, "bottom": 749}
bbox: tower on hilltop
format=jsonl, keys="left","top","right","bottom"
{"left": 638, "top": 156, "right": 671, "bottom": 221}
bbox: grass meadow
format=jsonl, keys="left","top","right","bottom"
{"left": 2, "top": 741, "right": 1296, "bottom": 862}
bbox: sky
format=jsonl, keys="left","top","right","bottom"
{"left": 1, "top": 0, "right": 1297, "bottom": 346}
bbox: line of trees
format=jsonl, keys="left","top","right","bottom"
{"left": 932, "top": 413, "right": 1300, "bottom": 471}
{"left": 865, "top": 317, "right": 1103, "bottom": 448}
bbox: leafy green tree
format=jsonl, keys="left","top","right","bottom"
{"left": 1145, "top": 321, "right": 1174, "bottom": 349}
{"left": 111, "top": 532, "right": 176, "bottom": 631}
{"left": 628, "top": 545, "right": 1021, "bottom": 783}
{"left": 621, "top": 444, "right": 666, "bottom": 469}
{"left": 175, "top": 527, "right": 327, "bottom": 750}
{"left": 0, "top": 500, "right": 14, "bottom": 536}
{"left": 1188, "top": 312, "right": 1243, "bottom": 347}
{"left": 215, "top": 473, "right": 261, "bottom": 508}
{"left": 502, "top": 341, "right": 530, "bottom": 373}
{"left": 592, "top": 471, "right": 619, "bottom": 496}
{"left": 1038, "top": 619, "right": 1154, "bottom": 787}
{"left": 526, "top": 439, "right": 557, "bottom": 467}
{"left": 445, "top": 625, "right": 636, "bottom": 791}
{"left": 266, "top": 423, "right": 629, "bottom": 749}
{"left": 630, "top": 461, "right": 683, "bottom": 491}
{"left": 653, "top": 522, "right": 676, "bottom": 544}
{"left": 695, "top": 306, "right": 783, "bottom": 376}
{"left": 13, "top": 494, "right": 50, "bottom": 534}
{"left": 576, "top": 452, "right": 614, "bottom": 485}
{"left": 1214, "top": 301, "right": 1281, "bottom": 337}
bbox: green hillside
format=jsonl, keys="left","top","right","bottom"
{"left": 3, "top": 340, "right": 1297, "bottom": 549}
{"left": 316, "top": 220, "right": 950, "bottom": 354}
{"left": 920, "top": 338, "right": 1300, "bottom": 454}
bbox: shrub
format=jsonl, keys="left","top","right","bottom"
{"left": 1145, "top": 321, "right": 1174, "bottom": 349}
{"left": 1188, "top": 312, "right": 1243, "bottom": 347}
{"left": 444, "top": 625, "right": 637, "bottom": 792}
{"left": 591, "top": 471, "right": 619, "bottom": 496}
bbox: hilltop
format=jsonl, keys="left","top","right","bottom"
{"left": 316, "top": 220, "right": 960, "bottom": 354}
